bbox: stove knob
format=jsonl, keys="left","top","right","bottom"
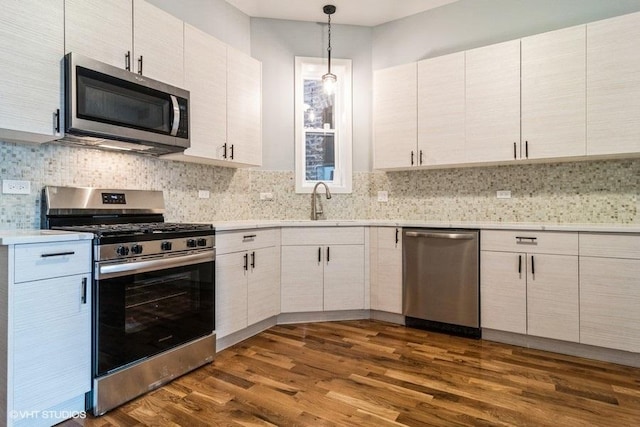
{"left": 197, "top": 238, "right": 208, "bottom": 247}
{"left": 186, "top": 239, "right": 197, "bottom": 248}
{"left": 116, "top": 246, "right": 130, "bottom": 256}
{"left": 161, "top": 241, "right": 172, "bottom": 251}
{"left": 131, "top": 244, "right": 143, "bottom": 255}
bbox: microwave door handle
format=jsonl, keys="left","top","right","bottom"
{"left": 170, "top": 95, "right": 180, "bottom": 136}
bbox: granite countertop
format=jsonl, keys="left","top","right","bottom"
{"left": 210, "top": 220, "right": 640, "bottom": 234}
{"left": 0, "top": 230, "right": 94, "bottom": 245}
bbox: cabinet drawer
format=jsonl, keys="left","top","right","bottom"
{"left": 481, "top": 230, "right": 578, "bottom": 255}
{"left": 216, "top": 228, "right": 280, "bottom": 254}
{"left": 14, "top": 240, "right": 91, "bottom": 283}
{"left": 281, "top": 227, "right": 365, "bottom": 246}
{"left": 580, "top": 233, "right": 640, "bottom": 259}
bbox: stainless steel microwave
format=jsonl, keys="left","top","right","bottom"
{"left": 60, "top": 53, "right": 189, "bottom": 155}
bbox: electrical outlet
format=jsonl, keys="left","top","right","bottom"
{"left": 496, "top": 190, "right": 511, "bottom": 199}
{"left": 198, "top": 190, "right": 210, "bottom": 199}
{"left": 260, "top": 192, "right": 274, "bottom": 201}
{"left": 2, "top": 180, "right": 30, "bottom": 195}
{"left": 377, "top": 191, "right": 389, "bottom": 202}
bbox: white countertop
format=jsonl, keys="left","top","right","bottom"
{"left": 210, "top": 219, "right": 640, "bottom": 233}
{"left": 0, "top": 230, "right": 94, "bottom": 245}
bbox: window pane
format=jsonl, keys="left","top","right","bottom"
{"left": 305, "top": 132, "right": 335, "bottom": 180}
{"left": 303, "top": 79, "right": 334, "bottom": 129}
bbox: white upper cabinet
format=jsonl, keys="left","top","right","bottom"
{"left": 373, "top": 63, "right": 417, "bottom": 169}
{"left": 0, "top": 0, "right": 63, "bottom": 143}
{"left": 132, "top": 0, "right": 184, "bottom": 87}
{"left": 417, "top": 52, "right": 465, "bottom": 166}
{"left": 587, "top": 11, "right": 640, "bottom": 156}
{"left": 226, "top": 47, "right": 262, "bottom": 167}
{"left": 163, "top": 24, "right": 227, "bottom": 163}
{"left": 64, "top": 0, "right": 133, "bottom": 70}
{"left": 521, "top": 25, "right": 586, "bottom": 160}
{"left": 65, "top": 0, "right": 183, "bottom": 87}
{"left": 465, "top": 39, "right": 521, "bottom": 164}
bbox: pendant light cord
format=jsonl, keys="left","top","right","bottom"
{"left": 327, "top": 12, "right": 332, "bottom": 73}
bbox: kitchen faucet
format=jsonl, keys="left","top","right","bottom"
{"left": 311, "top": 181, "right": 332, "bottom": 220}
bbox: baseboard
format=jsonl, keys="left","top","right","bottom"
{"left": 277, "top": 310, "right": 370, "bottom": 324}
{"left": 370, "top": 310, "right": 405, "bottom": 325}
{"left": 216, "top": 317, "right": 277, "bottom": 351}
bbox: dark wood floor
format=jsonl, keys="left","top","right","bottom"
{"left": 63, "top": 320, "right": 640, "bottom": 426}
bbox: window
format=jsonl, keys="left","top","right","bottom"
{"left": 295, "top": 57, "right": 352, "bottom": 193}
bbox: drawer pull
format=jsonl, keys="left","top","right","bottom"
{"left": 243, "top": 234, "right": 257, "bottom": 241}
{"left": 40, "top": 251, "right": 75, "bottom": 258}
{"left": 515, "top": 236, "right": 537, "bottom": 244}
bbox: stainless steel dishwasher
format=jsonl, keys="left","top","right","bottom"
{"left": 403, "top": 228, "right": 480, "bottom": 338}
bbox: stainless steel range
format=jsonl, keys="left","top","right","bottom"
{"left": 43, "top": 186, "right": 216, "bottom": 415}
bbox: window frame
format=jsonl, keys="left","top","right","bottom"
{"left": 294, "top": 56, "right": 352, "bottom": 194}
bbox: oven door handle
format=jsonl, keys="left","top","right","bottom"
{"left": 97, "top": 251, "right": 215, "bottom": 279}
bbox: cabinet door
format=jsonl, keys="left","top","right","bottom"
{"left": 373, "top": 228, "right": 402, "bottom": 314}
{"left": 465, "top": 40, "right": 520, "bottom": 163}
{"left": 580, "top": 257, "right": 640, "bottom": 353}
{"left": 418, "top": 52, "right": 465, "bottom": 166}
{"left": 281, "top": 245, "right": 323, "bottom": 313}
{"left": 480, "top": 251, "right": 526, "bottom": 334}
{"left": 12, "top": 275, "right": 90, "bottom": 415}
{"left": 168, "top": 24, "right": 227, "bottom": 162}
{"left": 373, "top": 63, "right": 417, "bottom": 169}
{"left": 248, "top": 246, "right": 280, "bottom": 325}
{"left": 587, "top": 12, "right": 640, "bottom": 156}
{"left": 526, "top": 254, "right": 579, "bottom": 342}
{"left": 227, "top": 47, "right": 262, "bottom": 167}
{"left": 133, "top": 0, "right": 184, "bottom": 86}
{"left": 0, "top": 0, "right": 63, "bottom": 143}
{"left": 65, "top": 0, "right": 132, "bottom": 69}
{"left": 215, "top": 252, "right": 248, "bottom": 338}
{"left": 324, "top": 245, "right": 365, "bottom": 311}
{"left": 522, "top": 25, "right": 586, "bottom": 159}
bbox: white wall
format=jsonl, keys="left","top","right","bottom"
{"left": 250, "top": 18, "right": 372, "bottom": 172}
{"left": 373, "top": 0, "right": 640, "bottom": 69}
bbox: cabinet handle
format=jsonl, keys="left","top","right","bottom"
{"left": 419, "top": 150, "right": 423, "bottom": 165}
{"left": 243, "top": 253, "right": 248, "bottom": 271}
{"left": 525, "top": 141, "right": 529, "bottom": 158}
{"left": 318, "top": 247, "right": 321, "bottom": 263}
{"left": 251, "top": 251, "right": 255, "bottom": 269}
{"left": 125, "top": 51, "right": 131, "bottom": 71}
{"left": 516, "top": 236, "right": 537, "bottom": 244}
{"left": 411, "top": 151, "right": 414, "bottom": 166}
{"left": 41, "top": 251, "right": 75, "bottom": 258}
{"left": 513, "top": 142, "right": 517, "bottom": 159}
{"left": 531, "top": 255, "right": 535, "bottom": 276}
{"left": 223, "top": 143, "right": 228, "bottom": 159}
{"left": 230, "top": 144, "right": 235, "bottom": 160}
{"left": 54, "top": 109, "right": 60, "bottom": 133}
{"left": 243, "top": 234, "right": 256, "bottom": 241}
{"left": 518, "top": 255, "right": 522, "bottom": 275}
{"left": 327, "top": 246, "right": 330, "bottom": 263}
{"left": 138, "top": 55, "right": 143, "bottom": 75}
{"left": 395, "top": 228, "right": 399, "bottom": 245}
{"left": 81, "top": 277, "right": 87, "bottom": 304}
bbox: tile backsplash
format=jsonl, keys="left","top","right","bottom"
{"left": 1, "top": 140, "right": 638, "bottom": 228}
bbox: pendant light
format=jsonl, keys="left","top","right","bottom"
{"left": 322, "top": 4, "right": 337, "bottom": 94}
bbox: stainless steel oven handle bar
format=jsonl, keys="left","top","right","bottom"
{"left": 97, "top": 251, "right": 214, "bottom": 279}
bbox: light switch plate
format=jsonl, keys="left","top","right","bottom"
{"left": 260, "top": 192, "right": 274, "bottom": 201}
{"left": 496, "top": 190, "right": 511, "bottom": 199}
{"left": 378, "top": 191, "right": 389, "bottom": 202}
{"left": 2, "top": 180, "right": 30, "bottom": 195}
{"left": 198, "top": 190, "right": 210, "bottom": 199}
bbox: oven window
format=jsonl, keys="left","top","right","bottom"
{"left": 96, "top": 260, "right": 214, "bottom": 376}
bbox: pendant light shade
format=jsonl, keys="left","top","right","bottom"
{"left": 322, "top": 4, "right": 337, "bottom": 94}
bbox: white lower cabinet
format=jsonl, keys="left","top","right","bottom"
{"left": 579, "top": 233, "right": 640, "bottom": 353}
{"left": 281, "top": 227, "right": 365, "bottom": 313}
{"left": 480, "top": 230, "right": 579, "bottom": 342}
{"left": 1, "top": 239, "right": 91, "bottom": 427}
{"left": 215, "top": 229, "right": 280, "bottom": 338}
{"left": 370, "top": 227, "right": 402, "bottom": 314}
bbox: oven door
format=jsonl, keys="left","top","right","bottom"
{"left": 94, "top": 251, "right": 214, "bottom": 376}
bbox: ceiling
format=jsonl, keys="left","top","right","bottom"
{"left": 225, "top": 0, "right": 459, "bottom": 27}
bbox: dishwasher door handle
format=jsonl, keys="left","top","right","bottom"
{"left": 405, "top": 231, "right": 475, "bottom": 240}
